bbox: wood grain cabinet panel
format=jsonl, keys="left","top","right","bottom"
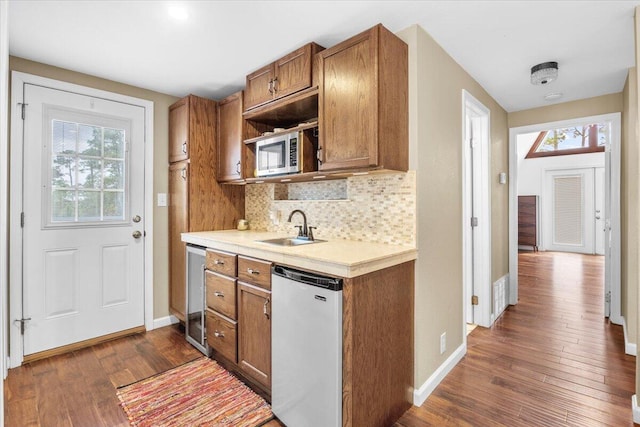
{"left": 168, "top": 94, "right": 245, "bottom": 322}
{"left": 317, "top": 24, "right": 408, "bottom": 172}
{"left": 168, "top": 161, "right": 189, "bottom": 321}
{"left": 518, "top": 195, "right": 539, "bottom": 251}
{"left": 205, "top": 271, "right": 237, "bottom": 320}
{"left": 169, "top": 97, "right": 189, "bottom": 162}
{"left": 206, "top": 309, "right": 238, "bottom": 363}
{"left": 245, "top": 43, "right": 324, "bottom": 111}
{"left": 205, "top": 249, "right": 237, "bottom": 277}
{"left": 237, "top": 282, "right": 271, "bottom": 389}
{"left": 237, "top": 256, "right": 272, "bottom": 290}
{"left": 217, "top": 91, "right": 245, "bottom": 182}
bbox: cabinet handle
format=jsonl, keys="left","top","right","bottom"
{"left": 267, "top": 80, "right": 273, "bottom": 94}
{"left": 180, "top": 168, "right": 187, "bottom": 180}
{"left": 317, "top": 147, "right": 323, "bottom": 165}
{"left": 247, "top": 268, "right": 260, "bottom": 275}
{"left": 182, "top": 141, "right": 187, "bottom": 154}
{"left": 214, "top": 291, "right": 224, "bottom": 298}
{"left": 214, "top": 330, "right": 225, "bottom": 338}
{"left": 236, "top": 161, "right": 241, "bottom": 175}
{"left": 214, "top": 259, "right": 225, "bottom": 265}
{"left": 272, "top": 77, "right": 278, "bottom": 93}
{"left": 263, "top": 297, "right": 270, "bottom": 319}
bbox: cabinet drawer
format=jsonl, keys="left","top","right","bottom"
{"left": 206, "top": 249, "right": 237, "bottom": 277}
{"left": 206, "top": 271, "right": 237, "bottom": 320}
{"left": 238, "top": 256, "right": 272, "bottom": 290}
{"left": 206, "top": 309, "right": 237, "bottom": 363}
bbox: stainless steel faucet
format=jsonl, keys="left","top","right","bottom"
{"left": 288, "top": 209, "right": 315, "bottom": 240}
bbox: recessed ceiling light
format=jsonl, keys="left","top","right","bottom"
{"left": 544, "top": 92, "right": 563, "bottom": 101}
{"left": 168, "top": 5, "right": 189, "bottom": 20}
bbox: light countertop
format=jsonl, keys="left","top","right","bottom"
{"left": 181, "top": 230, "right": 417, "bottom": 278}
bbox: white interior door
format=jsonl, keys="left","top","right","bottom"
{"left": 544, "top": 168, "right": 595, "bottom": 254}
{"left": 594, "top": 167, "right": 605, "bottom": 256}
{"left": 20, "top": 83, "right": 145, "bottom": 356}
{"left": 463, "top": 91, "right": 491, "bottom": 328}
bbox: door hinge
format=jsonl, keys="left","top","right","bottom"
{"left": 471, "top": 217, "right": 478, "bottom": 228}
{"left": 471, "top": 295, "right": 479, "bottom": 305}
{"left": 17, "top": 317, "right": 31, "bottom": 335}
{"left": 19, "top": 103, "right": 27, "bottom": 120}
{"left": 605, "top": 291, "right": 611, "bottom": 303}
{"left": 20, "top": 212, "right": 24, "bottom": 228}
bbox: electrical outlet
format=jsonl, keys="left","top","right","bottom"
{"left": 440, "top": 332, "right": 446, "bottom": 354}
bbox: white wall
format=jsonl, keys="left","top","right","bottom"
{"left": 516, "top": 132, "right": 605, "bottom": 196}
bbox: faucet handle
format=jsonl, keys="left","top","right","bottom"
{"left": 308, "top": 226, "right": 316, "bottom": 240}
{"left": 295, "top": 225, "right": 303, "bottom": 237}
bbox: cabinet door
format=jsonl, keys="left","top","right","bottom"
{"left": 217, "top": 91, "right": 244, "bottom": 182}
{"left": 245, "top": 63, "right": 275, "bottom": 110}
{"left": 169, "top": 97, "right": 190, "bottom": 162}
{"left": 238, "top": 282, "right": 271, "bottom": 389}
{"left": 273, "top": 44, "right": 314, "bottom": 100}
{"left": 318, "top": 28, "right": 379, "bottom": 170}
{"left": 169, "top": 161, "right": 189, "bottom": 321}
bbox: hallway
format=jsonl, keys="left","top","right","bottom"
{"left": 397, "top": 251, "right": 636, "bottom": 426}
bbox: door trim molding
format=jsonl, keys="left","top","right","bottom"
{"left": 9, "top": 71, "right": 155, "bottom": 368}
{"left": 462, "top": 90, "right": 492, "bottom": 328}
{"left": 508, "top": 113, "right": 621, "bottom": 323}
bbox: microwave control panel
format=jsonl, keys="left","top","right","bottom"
{"left": 289, "top": 136, "right": 298, "bottom": 167}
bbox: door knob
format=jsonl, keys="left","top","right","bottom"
{"left": 132, "top": 230, "right": 142, "bottom": 239}
{"left": 132, "top": 215, "right": 141, "bottom": 223}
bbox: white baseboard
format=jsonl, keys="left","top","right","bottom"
{"left": 153, "top": 315, "right": 179, "bottom": 329}
{"left": 622, "top": 317, "right": 637, "bottom": 356}
{"left": 633, "top": 395, "right": 640, "bottom": 423}
{"left": 413, "top": 342, "right": 466, "bottom": 407}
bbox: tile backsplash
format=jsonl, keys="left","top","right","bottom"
{"left": 245, "top": 171, "right": 416, "bottom": 246}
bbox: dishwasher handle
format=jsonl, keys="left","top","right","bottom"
{"left": 272, "top": 265, "right": 343, "bottom": 291}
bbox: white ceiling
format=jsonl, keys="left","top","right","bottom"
{"left": 8, "top": 1, "right": 639, "bottom": 112}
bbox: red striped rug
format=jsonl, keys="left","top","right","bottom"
{"left": 116, "top": 357, "right": 273, "bottom": 426}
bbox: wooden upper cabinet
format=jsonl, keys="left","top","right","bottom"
{"left": 245, "top": 65, "right": 275, "bottom": 112}
{"left": 317, "top": 24, "right": 408, "bottom": 172}
{"left": 244, "top": 42, "right": 324, "bottom": 111}
{"left": 217, "top": 91, "right": 245, "bottom": 182}
{"left": 169, "top": 97, "right": 190, "bottom": 162}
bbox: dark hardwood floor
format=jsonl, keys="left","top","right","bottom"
{"left": 4, "top": 251, "right": 635, "bottom": 426}
{"left": 396, "top": 251, "right": 636, "bottom": 427}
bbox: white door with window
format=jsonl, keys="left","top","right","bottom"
{"left": 543, "top": 168, "right": 605, "bottom": 255}
{"left": 19, "top": 83, "right": 145, "bottom": 357}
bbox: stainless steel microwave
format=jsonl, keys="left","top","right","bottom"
{"left": 255, "top": 129, "right": 317, "bottom": 177}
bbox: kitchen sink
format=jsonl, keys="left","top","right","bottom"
{"left": 258, "top": 237, "right": 326, "bottom": 247}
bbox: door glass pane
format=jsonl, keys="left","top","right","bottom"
{"left": 52, "top": 120, "right": 77, "bottom": 154}
{"left": 103, "top": 160, "right": 124, "bottom": 189}
{"left": 78, "top": 124, "right": 102, "bottom": 156}
{"left": 77, "top": 191, "right": 101, "bottom": 222}
{"left": 104, "top": 191, "right": 124, "bottom": 220}
{"left": 48, "top": 119, "right": 128, "bottom": 226}
{"left": 104, "top": 128, "right": 125, "bottom": 158}
{"left": 77, "top": 158, "right": 102, "bottom": 189}
{"left": 51, "top": 190, "right": 76, "bottom": 222}
{"left": 52, "top": 155, "right": 76, "bottom": 188}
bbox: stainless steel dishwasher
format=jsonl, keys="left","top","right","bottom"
{"left": 272, "top": 265, "right": 343, "bottom": 427}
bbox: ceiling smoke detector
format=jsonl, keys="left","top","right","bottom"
{"left": 530, "top": 61, "right": 558, "bottom": 85}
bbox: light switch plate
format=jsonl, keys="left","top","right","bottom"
{"left": 157, "top": 193, "right": 167, "bottom": 207}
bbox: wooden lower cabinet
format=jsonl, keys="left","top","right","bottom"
{"left": 342, "top": 261, "right": 414, "bottom": 427}
{"left": 206, "top": 309, "right": 237, "bottom": 362}
{"left": 237, "top": 282, "right": 271, "bottom": 389}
